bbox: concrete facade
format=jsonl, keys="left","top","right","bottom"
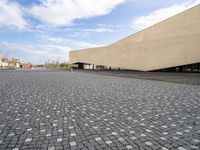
{"left": 69, "top": 5, "right": 200, "bottom": 71}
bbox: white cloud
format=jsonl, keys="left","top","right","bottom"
{"left": 63, "top": 27, "right": 114, "bottom": 38}
{"left": 71, "top": 40, "right": 102, "bottom": 49}
{"left": 0, "top": 42, "right": 70, "bottom": 63}
{"left": 40, "top": 34, "right": 66, "bottom": 43}
{"left": 0, "top": 35, "right": 102, "bottom": 64}
{"left": 40, "top": 34, "right": 102, "bottom": 49}
{"left": 0, "top": 0, "right": 28, "bottom": 29}
{"left": 131, "top": 0, "right": 200, "bottom": 30}
{"left": 31, "top": 0, "right": 125, "bottom": 26}
{"left": 59, "top": 27, "right": 114, "bottom": 38}
{"left": 83, "top": 28, "right": 114, "bottom": 33}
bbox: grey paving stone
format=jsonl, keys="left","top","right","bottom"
{"left": 56, "top": 138, "right": 62, "bottom": 142}
{"left": 0, "top": 70, "right": 200, "bottom": 150}
{"left": 105, "top": 140, "right": 112, "bottom": 145}
{"left": 25, "top": 138, "right": 32, "bottom": 143}
{"left": 69, "top": 141, "right": 76, "bottom": 147}
{"left": 126, "top": 145, "right": 133, "bottom": 149}
{"left": 12, "top": 148, "right": 19, "bottom": 150}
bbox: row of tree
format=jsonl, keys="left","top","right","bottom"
{"left": 44, "top": 60, "right": 70, "bottom": 68}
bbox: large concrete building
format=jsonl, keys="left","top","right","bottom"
{"left": 69, "top": 4, "right": 200, "bottom": 72}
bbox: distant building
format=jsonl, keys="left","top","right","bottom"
{"left": 34, "top": 64, "right": 45, "bottom": 68}
{"left": 0, "top": 58, "right": 9, "bottom": 69}
{"left": 0, "top": 54, "right": 21, "bottom": 70}
{"left": 20, "top": 63, "right": 32, "bottom": 69}
{"left": 0, "top": 54, "right": 6, "bottom": 69}
{"left": 9, "top": 59, "right": 21, "bottom": 69}
{"left": 0, "top": 58, "right": 2, "bottom": 69}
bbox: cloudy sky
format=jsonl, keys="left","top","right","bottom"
{"left": 0, "top": 0, "right": 200, "bottom": 64}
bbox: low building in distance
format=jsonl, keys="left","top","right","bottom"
{"left": 0, "top": 53, "right": 21, "bottom": 70}
{"left": 9, "top": 59, "right": 21, "bottom": 69}
{"left": 20, "top": 63, "right": 32, "bottom": 69}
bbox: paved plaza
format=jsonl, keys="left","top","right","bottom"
{"left": 0, "top": 70, "right": 200, "bottom": 150}
{"left": 78, "top": 70, "right": 200, "bottom": 85}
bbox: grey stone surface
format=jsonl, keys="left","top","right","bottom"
{"left": 0, "top": 70, "right": 200, "bottom": 150}
{"left": 77, "top": 69, "right": 200, "bottom": 85}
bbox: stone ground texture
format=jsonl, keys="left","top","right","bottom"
{"left": 0, "top": 70, "right": 200, "bottom": 150}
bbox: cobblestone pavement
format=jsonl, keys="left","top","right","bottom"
{"left": 0, "top": 70, "right": 200, "bottom": 150}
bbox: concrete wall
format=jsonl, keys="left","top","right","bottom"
{"left": 69, "top": 5, "right": 200, "bottom": 71}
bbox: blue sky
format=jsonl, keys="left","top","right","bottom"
{"left": 0, "top": 0, "right": 200, "bottom": 64}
